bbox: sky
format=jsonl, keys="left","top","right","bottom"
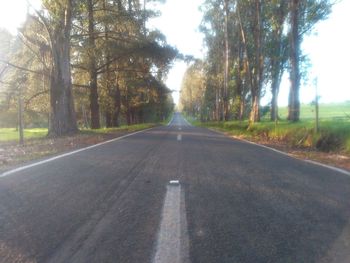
{"left": 147, "top": 0, "right": 205, "bottom": 105}
{"left": 1, "top": 0, "right": 349, "bottom": 106}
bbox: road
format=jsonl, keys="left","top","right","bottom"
{"left": 0, "top": 113, "right": 350, "bottom": 263}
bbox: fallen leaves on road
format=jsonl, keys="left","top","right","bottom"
{"left": 0, "top": 132, "right": 126, "bottom": 173}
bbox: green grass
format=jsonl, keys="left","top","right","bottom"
{"left": 278, "top": 102, "right": 350, "bottom": 120}
{"left": 0, "top": 123, "right": 158, "bottom": 143}
{"left": 193, "top": 119, "right": 350, "bottom": 153}
{"left": 0, "top": 128, "right": 48, "bottom": 142}
{"left": 185, "top": 102, "right": 350, "bottom": 153}
{"left": 81, "top": 123, "right": 156, "bottom": 135}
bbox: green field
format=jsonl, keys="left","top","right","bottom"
{"left": 0, "top": 123, "right": 158, "bottom": 143}
{"left": 0, "top": 128, "right": 48, "bottom": 142}
{"left": 278, "top": 102, "right": 350, "bottom": 120}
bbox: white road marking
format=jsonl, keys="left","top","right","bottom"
{"left": 231, "top": 134, "right": 350, "bottom": 176}
{"left": 177, "top": 134, "right": 182, "bottom": 141}
{"left": 208, "top": 128, "right": 350, "bottom": 177}
{"left": 305, "top": 160, "right": 350, "bottom": 176}
{"left": 0, "top": 127, "right": 155, "bottom": 177}
{"left": 169, "top": 180, "right": 180, "bottom": 185}
{"left": 178, "top": 127, "right": 182, "bottom": 131}
{"left": 167, "top": 115, "right": 175, "bottom": 126}
{"left": 183, "top": 117, "right": 192, "bottom": 126}
{"left": 153, "top": 182, "right": 190, "bottom": 263}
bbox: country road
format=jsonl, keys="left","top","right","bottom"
{"left": 0, "top": 113, "right": 350, "bottom": 263}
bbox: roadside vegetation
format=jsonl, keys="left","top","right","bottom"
{"left": 187, "top": 103, "right": 350, "bottom": 154}
{"left": 179, "top": 1, "right": 350, "bottom": 170}
{"left": 0, "top": 121, "right": 162, "bottom": 171}
{"left": 0, "top": 0, "right": 176, "bottom": 138}
{"left": 0, "top": 123, "right": 158, "bottom": 143}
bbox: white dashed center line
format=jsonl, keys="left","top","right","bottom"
{"left": 177, "top": 134, "right": 182, "bottom": 141}
{"left": 153, "top": 181, "right": 190, "bottom": 263}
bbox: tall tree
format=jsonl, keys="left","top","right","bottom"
{"left": 87, "top": 0, "right": 100, "bottom": 128}
{"left": 265, "top": 0, "right": 288, "bottom": 121}
{"left": 288, "top": 0, "right": 301, "bottom": 122}
{"left": 37, "top": 0, "right": 78, "bottom": 135}
{"left": 223, "top": 0, "right": 230, "bottom": 120}
{"left": 288, "top": 0, "right": 332, "bottom": 121}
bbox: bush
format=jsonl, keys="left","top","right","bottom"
{"left": 316, "top": 133, "right": 343, "bottom": 152}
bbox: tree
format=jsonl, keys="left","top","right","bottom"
{"left": 288, "top": 0, "right": 332, "bottom": 121}
{"left": 197, "top": 0, "right": 333, "bottom": 124}
{"left": 265, "top": 0, "right": 288, "bottom": 121}
{"left": 35, "top": 0, "right": 78, "bottom": 135}
{"left": 180, "top": 60, "right": 206, "bottom": 118}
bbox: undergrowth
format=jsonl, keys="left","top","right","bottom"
{"left": 190, "top": 118, "right": 350, "bottom": 153}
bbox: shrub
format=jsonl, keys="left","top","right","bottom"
{"left": 316, "top": 133, "right": 343, "bottom": 152}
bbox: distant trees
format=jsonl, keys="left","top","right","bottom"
{"left": 179, "top": 60, "right": 206, "bottom": 119}
{"left": 0, "top": 0, "right": 177, "bottom": 135}
{"left": 181, "top": 0, "right": 333, "bottom": 124}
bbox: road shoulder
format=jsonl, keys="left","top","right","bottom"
{"left": 0, "top": 124, "right": 158, "bottom": 174}
{"left": 206, "top": 126, "right": 350, "bottom": 176}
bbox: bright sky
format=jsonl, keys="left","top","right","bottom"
{"left": 148, "top": 0, "right": 205, "bottom": 105}
{"left": 0, "top": 0, "right": 41, "bottom": 35}
{"left": 1, "top": 0, "right": 349, "bottom": 106}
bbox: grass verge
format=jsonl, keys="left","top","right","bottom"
{"left": 191, "top": 119, "right": 350, "bottom": 153}
{"left": 0, "top": 123, "right": 158, "bottom": 172}
{"left": 0, "top": 123, "right": 157, "bottom": 143}
{"left": 0, "top": 128, "right": 48, "bottom": 142}
{"left": 184, "top": 114, "right": 350, "bottom": 171}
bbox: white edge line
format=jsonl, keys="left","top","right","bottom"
{"left": 0, "top": 127, "right": 154, "bottom": 177}
{"left": 207, "top": 128, "right": 350, "bottom": 177}
{"left": 167, "top": 114, "right": 174, "bottom": 126}
{"left": 182, "top": 116, "right": 192, "bottom": 126}
{"left": 304, "top": 160, "right": 350, "bottom": 176}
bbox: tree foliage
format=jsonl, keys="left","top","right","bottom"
{"left": 0, "top": 0, "right": 177, "bottom": 135}
{"left": 181, "top": 0, "right": 333, "bottom": 124}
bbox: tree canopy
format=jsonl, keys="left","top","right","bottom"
{"left": 180, "top": 0, "right": 333, "bottom": 124}
{"left": 0, "top": 0, "right": 178, "bottom": 136}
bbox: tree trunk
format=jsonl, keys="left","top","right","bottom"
{"left": 239, "top": 99, "right": 245, "bottom": 120}
{"left": 88, "top": 0, "right": 100, "bottom": 129}
{"left": 125, "top": 86, "right": 131, "bottom": 125}
{"left": 237, "top": 2, "right": 254, "bottom": 121}
{"left": 215, "top": 87, "right": 220, "bottom": 121}
{"left": 49, "top": 46, "right": 77, "bottom": 135}
{"left": 18, "top": 85, "right": 24, "bottom": 145}
{"left": 48, "top": 0, "right": 77, "bottom": 136}
{"left": 250, "top": 92, "right": 260, "bottom": 122}
{"left": 112, "top": 82, "right": 121, "bottom": 127}
{"left": 288, "top": 0, "right": 301, "bottom": 122}
{"left": 236, "top": 39, "right": 244, "bottom": 120}
{"left": 106, "top": 111, "right": 112, "bottom": 127}
{"left": 249, "top": 0, "right": 263, "bottom": 123}
{"left": 223, "top": 0, "right": 230, "bottom": 121}
{"left": 270, "top": 1, "right": 287, "bottom": 121}
{"left": 270, "top": 79, "right": 279, "bottom": 121}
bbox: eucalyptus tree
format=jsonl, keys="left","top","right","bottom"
{"left": 264, "top": 0, "right": 288, "bottom": 121}
{"left": 180, "top": 60, "right": 206, "bottom": 118}
{"left": 287, "top": 0, "right": 332, "bottom": 122}
{"left": 27, "top": 0, "right": 78, "bottom": 136}
{"left": 200, "top": 0, "right": 225, "bottom": 120}
{"left": 198, "top": 0, "right": 334, "bottom": 124}
{"left": 71, "top": 0, "right": 176, "bottom": 128}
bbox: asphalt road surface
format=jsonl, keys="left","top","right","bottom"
{"left": 1, "top": 113, "right": 350, "bottom": 263}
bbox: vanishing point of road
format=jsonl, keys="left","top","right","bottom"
{"left": 1, "top": 113, "right": 350, "bottom": 263}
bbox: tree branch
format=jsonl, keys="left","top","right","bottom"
{"left": 0, "top": 60, "right": 49, "bottom": 76}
